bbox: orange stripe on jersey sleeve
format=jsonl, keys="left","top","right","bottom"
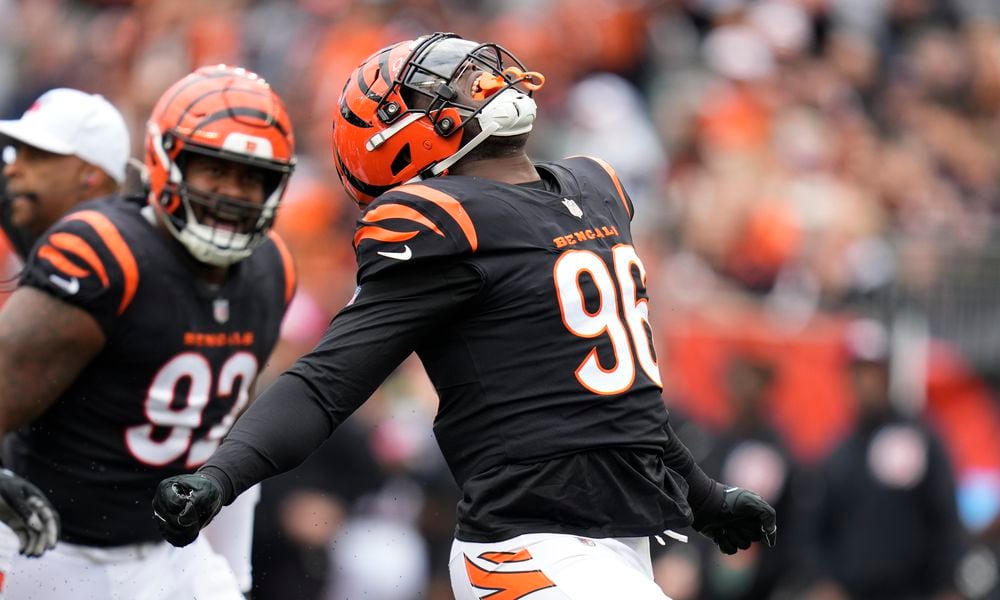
{"left": 64, "top": 211, "right": 139, "bottom": 314}
{"left": 570, "top": 155, "right": 631, "bottom": 219}
{"left": 394, "top": 184, "right": 478, "bottom": 252}
{"left": 49, "top": 232, "right": 109, "bottom": 287}
{"left": 38, "top": 245, "right": 90, "bottom": 279}
{"left": 364, "top": 203, "right": 445, "bottom": 237}
{"left": 353, "top": 225, "right": 420, "bottom": 248}
{"left": 267, "top": 231, "right": 296, "bottom": 304}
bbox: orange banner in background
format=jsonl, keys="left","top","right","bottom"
{"left": 661, "top": 312, "right": 1000, "bottom": 473}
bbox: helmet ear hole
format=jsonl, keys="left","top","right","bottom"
{"left": 390, "top": 143, "right": 412, "bottom": 176}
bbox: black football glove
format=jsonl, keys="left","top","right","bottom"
{"left": 152, "top": 473, "right": 223, "bottom": 547}
{"left": 692, "top": 485, "right": 777, "bottom": 555}
{"left": 0, "top": 469, "right": 59, "bottom": 557}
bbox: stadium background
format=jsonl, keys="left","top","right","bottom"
{"left": 3, "top": 0, "right": 1000, "bottom": 597}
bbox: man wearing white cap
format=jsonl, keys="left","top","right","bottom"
{"left": 0, "top": 88, "right": 129, "bottom": 597}
{"left": 0, "top": 88, "right": 130, "bottom": 256}
{"left": 0, "top": 87, "right": 129, "bottom": 585}
{"left": 0, "top": 66, "right": 297, "bottom": 600}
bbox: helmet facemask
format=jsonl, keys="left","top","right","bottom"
{"left": 388, "top": 35, "right": 545, "bottom": 177}
{"left": 145, "top": 65, "right": 297, "bottom": 267}
{"left": 332, "top": 33, "right": 544, "bottom": 207}
{"left": 149, "top": 130, "right": 293, "bottom": 267}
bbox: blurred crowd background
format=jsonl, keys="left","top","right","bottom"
{"left": 5, "top": 0, "right": 1000, "bottom": 598}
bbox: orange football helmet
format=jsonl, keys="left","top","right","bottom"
{"left": 332, "top": 32, "right": 544, "bottom": 207}
{"left": 145, "top": 65, "right": 296, "bottom": 266}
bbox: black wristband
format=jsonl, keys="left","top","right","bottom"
{"left": 661, "top": 422, "right": 719, "bottom": 510}
{"left": 196, "top": 466, "right": 235, "bottom": 505}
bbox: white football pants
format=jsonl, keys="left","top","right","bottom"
{"left": 3, "top": 535, "right": 243, "bottom": 600}
{"left": 202, "top": 481, "right": 261, "bottom": 593}
{"left": 450, "top": 533, "right": 672, "bottom": 600}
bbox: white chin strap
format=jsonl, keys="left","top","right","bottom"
{"left": 152, "top": 194, "right": 263, "bottom": 267}
{"left": 424, "top": 87, "right": 537, "bottom": 178}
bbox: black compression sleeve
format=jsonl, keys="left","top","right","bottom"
{"left": 199, "top": 261, "right": 484, "bottom": 504}
{"left": 199, "top": 372, "right": 331, "bottom": 504}
{"left": 662, "top": 422, "right": 718, "bottom": 510}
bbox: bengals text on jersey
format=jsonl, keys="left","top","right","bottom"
{"left": 4, "top": 194, "right": 294, "bottom": 546}
{"left": 203, "top": 155, "right": 691, "bottom": 543}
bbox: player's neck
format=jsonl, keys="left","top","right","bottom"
{"left": 449, "top": 153, "right": 539, "bottom": 185}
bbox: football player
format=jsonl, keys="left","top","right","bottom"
{"left": 0, "top": 65, "right": 297, "bottom": 600}
{"left": 154, "top": 34, "right": 777, "bottom": 599}
{"left": 0, "top": 87, "right": 132, "bottom": 569}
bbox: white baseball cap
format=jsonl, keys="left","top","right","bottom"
{"left": 0, "top": 88, "right": 130, "bottom": 184}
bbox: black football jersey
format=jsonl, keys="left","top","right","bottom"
{"left": 355, "top": 157, "right": 669, "bottom": 473}
{"left": 268, "top": 156, "right": 689, "bottom": 541}
{"left": 4, "top": 196, "right": 293, "bottom": 546}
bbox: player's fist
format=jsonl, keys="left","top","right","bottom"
{"left": 0, "top": 469, "right": 60, "bottom": 557}
{"left": 692, "top": 485, "right": 777, "bottom": 555}
{"left": 152, "top": 473, "right": 223, "bottom": 547}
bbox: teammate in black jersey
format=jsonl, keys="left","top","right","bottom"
{"left": 155, "top": 33, "right": 777, "bottom": 598}
{"left": 0, "top": 87, "right": 131, "bottom": 564}
{"left": 0, "top": 65, "right": 296, "bottom": 600}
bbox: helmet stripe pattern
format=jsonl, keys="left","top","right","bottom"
{"left": 145, "top": 64, "right": 296, "bottom": 267}
{"left": 331, "top": 33, "right": 538, "bottom": 208}
{"left": 357, "top": 48, "right": 394, "bottom": 103}
{"left": 334, "top": 150, "right": 397, "bottom": 199}
{"left": 338, "top": 97, "right": 371, "bottom": 129}
{"left": 191, "top": 108, "right": 291, "bottom": 138}
{"left": 176, "top": 86, "right": 269, "bottom": 124}
{"left": 158, "top": 71, "right": 234, "bottom": 119}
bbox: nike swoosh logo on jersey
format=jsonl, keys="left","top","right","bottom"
{"left": 48, "top": 273, "right": 80, "bottom": 295}
{"left": 377, "top": 245, "right": 413, "bottom": 261}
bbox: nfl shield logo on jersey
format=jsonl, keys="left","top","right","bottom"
{"left": 562, "top": 198, "right": 583, "bottom": 219}
{"left": 213, "top": 298, "right": 230, "bottom": 324}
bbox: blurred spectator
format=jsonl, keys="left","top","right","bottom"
{"left": 695, "top": 353, "right": 804, "bottom": 600}
{"left": 7, "top": 1, "right": 1000, "bottom": 596}
{"left": 803, "top": 319, "right": 965, "bottom": 599}
{"left": 251, "top": 419, "right": 386, "bottom": 600}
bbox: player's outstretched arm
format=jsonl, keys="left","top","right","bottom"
{"left": 0, "top": 469, "right": 60, "bottom": 557}
{"left": 152, "top": 473, "right": 224, "bottom": 547}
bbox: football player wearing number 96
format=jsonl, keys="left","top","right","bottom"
{"left": 155, "top": 33, "right": 776, "bottom": 599}
{"left": 0, "top": 65, "right": 297, "bottom": 600}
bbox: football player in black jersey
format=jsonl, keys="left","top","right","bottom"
{"left": 155, "top": 33, "right": 777, "bottom": 599}
{"left": 0, "top": 88, "right": 132, "bottom": 567}
{"left": 0, "top": 65, "right": 297, "bottom": 600}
